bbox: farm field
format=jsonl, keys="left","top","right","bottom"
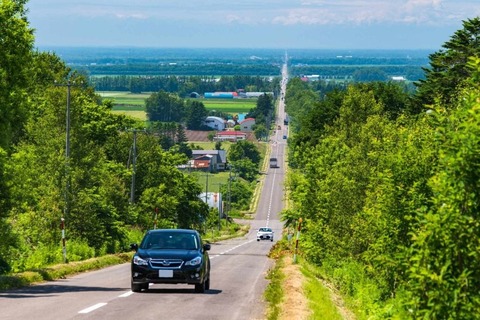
{"left": 98, "top": 91, "right": 257, "bottom": 120}
{"left": 190, "top": 141, "right": 233, "bottom": 151}
{"left": 201, "top": 99, "right": 256, "bottom": 113}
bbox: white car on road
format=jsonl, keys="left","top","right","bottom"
{"left": 256, "top": 227, "right": 274, "bottom": 241}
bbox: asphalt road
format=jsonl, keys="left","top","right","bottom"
{"left": 0, "top": 62, "right": 290, "bottom": 320}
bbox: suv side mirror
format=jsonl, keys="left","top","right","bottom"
{"left": 130, "top": 243, "right": 138, "bottom": 251}
{"left": 203, "top": 243, "right": 211, "bottom": 251}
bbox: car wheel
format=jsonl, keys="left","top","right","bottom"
{"left": 195, "top": 280, "right": 206, "bottom": 293}
{"left": 257, "top": 239, "right": 260, "bottom": 241}
{"left": 131, "top": 280, "right": 143, "bottom": 293}
{"left": 205, "top": 277, "right": 210, "bottom": 291}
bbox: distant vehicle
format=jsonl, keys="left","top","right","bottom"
{"left": 130, "top": 229, "right": 211, "bottom": 293}
{"left": 257, "top": 227, "right": 274, "bottom": 241}
{"left": 277, "top": 125, "right": 281, "bottom": 130}
{"left": 283, "top": 135, "right": 287, "bottom": 139}
{"left": 269, "top": 157, "right": 278, "bottom": 168}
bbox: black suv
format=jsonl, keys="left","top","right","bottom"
{"left": 130, "top": 229, "right": 211, "bottom": 293}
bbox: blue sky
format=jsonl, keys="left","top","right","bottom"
{"left": 27, "top": 0, "right": 480, "bottom": 50}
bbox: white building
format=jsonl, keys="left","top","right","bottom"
{"left": 214, "top": 131, "right": 247, "bottom": 142}
{"left": 199, "top": 192, "right": 223, "bottom": 216}
{"left": 204, "top": 116, "right": 226, "bottom": 131}
{"left": 240, "top": 118, "right": 256, "bottom": 132}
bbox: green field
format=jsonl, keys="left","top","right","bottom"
{"left": 98, "top": 91, "right": 257, "bottom": 120}
{"left": 190, "top": 141, "right": 233, "bottom": 151}
{"left": 201, "top": 99, "right": 256, "bottom": 113}
{"left": 111, "top": 110, "right": 147, "bottom": 121}
{"left": 98, "top": 91, "right": 149, "bottom": 107}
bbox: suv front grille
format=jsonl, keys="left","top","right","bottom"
{"left": 150, "top": 259, "right": 184, "bottom": 269}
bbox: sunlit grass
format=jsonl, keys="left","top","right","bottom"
{"left": 111, "top": 110, "right": 147, "bottom": 121}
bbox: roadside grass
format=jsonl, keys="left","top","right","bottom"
{"left": 265, "top": 239, "right": 346, "bottom": 320}
{"left": 0, "top": 253, "right": 133, "bottom": 291}
{"left": 265, "top": 255, "right": 285, "bottom": 320}
{"left": 301, "top": 261, "right": 344, "bottom": 320}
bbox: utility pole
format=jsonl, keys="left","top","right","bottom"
{"left": 56, "top": 78, "right": 81, "bottom": 264}
{"left": 127, "top": 128, "right": 146, "bottom": 204}
{"left": 203, "top": 172, "right": 209, "bottom": 235}
{"left": 227, "top": 165, "right": 235, "bottom": 218}
{"left": 213, "top": 183, "right": 223, "bottom": 231}
{"left": 131, "top": 129, "right": 137, "bottom": 203}
{"left": 204, "top": 172, "right": 209, "bottom": 203}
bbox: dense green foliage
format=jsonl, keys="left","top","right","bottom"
{"left": 228, "top": 140, "right": 262, "bottom": 182}
{"left": 284, "top": 18, "right": 480, "bottom": 319}
{"left": 185, "top": 100, "right": 209, "bottom": 130}
{"left": 0, "top": 1, "right": 214, "bottom": 273}
{"left": 0, "top": 0, "right": 34, "bottom": 150}
{"left": 92, "top": 75, "right": 278, "bottom": 97}
{"left": 412, "top": 17, "right": 480, "bottom": 113}
{"left": 145, "top": 90, "right": 185, "bottom": 122}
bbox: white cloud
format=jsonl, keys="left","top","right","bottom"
{"left": 267, "top": 0, "right": 479, "bottom": 26}
{"left": 115, "top": 13, "right": 148, "bottom": 20}
{"left": 28, "top": 0, "right": 477, "bottom": 27}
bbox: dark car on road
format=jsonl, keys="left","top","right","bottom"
{"left": 130, "top": 229, "right": 211, "bottom": 293}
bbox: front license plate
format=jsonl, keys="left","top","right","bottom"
{"left": 159, "top": 270, "right": 173, "bottom": 278}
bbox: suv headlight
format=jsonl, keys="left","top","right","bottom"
{"left": 185, "top": 256, "right": 202, "bottom": 266}
{"left": 133, "top": 255, "right": 149, "bottom": 266}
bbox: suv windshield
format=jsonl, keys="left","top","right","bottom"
{"left": 140, "top": 232, "right": 199, "bottom": 250}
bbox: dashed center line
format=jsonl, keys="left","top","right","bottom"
{"left": 78, "top": 302, "right": 107, "bottom": 314}
{"left": 118, "top": 291, "right": 134, "bottom": 298}
{"left": 210, "top": 239, "right": 256, "bottom": 259}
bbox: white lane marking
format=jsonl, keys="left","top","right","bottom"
{"left": 210, "top": 239, "right": 256, "bottom": 260}
{"left": 266, "top": 167, "right": 277, "bottom": 226}
{"left": 118, "top": 291, "right": 133, "bottom": 298}
{"left": 78, "top": 302, "right": 107, "bottom": 314}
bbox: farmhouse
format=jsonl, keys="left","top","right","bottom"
{"left": 240, "top": 117, "right": 255, "bottom": 132}
{"left": 191, "top": 155, "right": 213, "bottom": 171}
{"left": 191, "top": 150, "right": 227, "bottom": 172}
{"left": 214, "top": 131, "right": 247, "bottom": 142}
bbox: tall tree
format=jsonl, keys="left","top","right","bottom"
{"left": 0, "top": 0, "right": 34, "bottom": 149}
{"left": 145, "top": 90, "right": 185, "bottom": 122}
{"left": 412, "top": 17, "right": 480, "bottom": 113}
{"left": 404, "top": 60, "right": 480, "bottom": 318}
{"left": 185, "top": 100, "right": 208, "bottom": 130}
{"left": 228, "top": 140, "right": 261, "bottom": 165}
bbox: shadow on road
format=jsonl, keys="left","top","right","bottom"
{"left": 0, "top": 283, "right": 127, "bottom": 299}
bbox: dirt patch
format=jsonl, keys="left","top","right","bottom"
{"left": 278, "top": 256, "right": 311, "bottom": 320}
{"left": 279, "top": 255, "right": 356, "bottom": 320}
